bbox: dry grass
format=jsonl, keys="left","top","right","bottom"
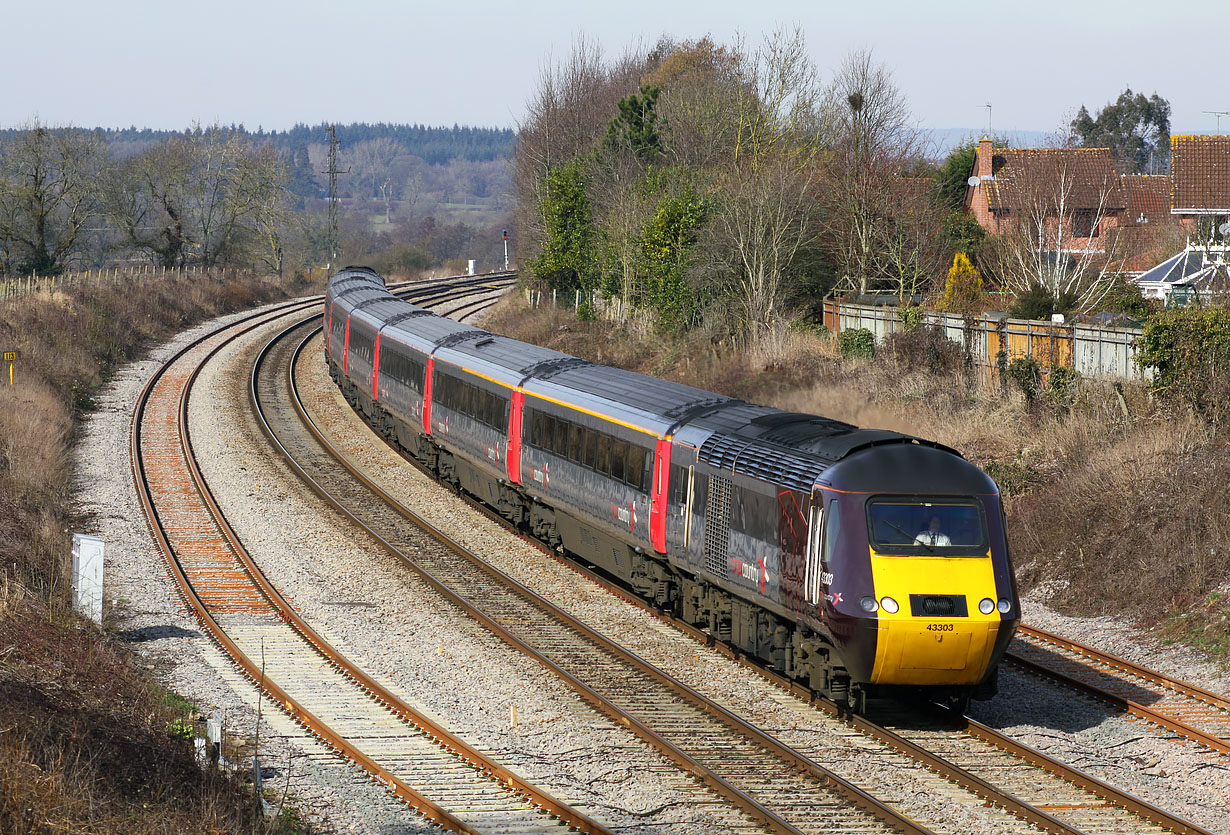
{"left": 0, "top": 269, "right": 310, "bottom": 834}
{"left": 486, "top": 295, "right": 1230, "bottom": 655}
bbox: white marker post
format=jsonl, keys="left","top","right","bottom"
{"left": 71, "top": 534, "right": 104, "bottom": 624}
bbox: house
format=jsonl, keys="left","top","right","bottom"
{"left": 964, "top": 138, "right": 1125, "bottom": 250}
{"left": 1170, "top": 135, "right": 1230, "bottom": 234}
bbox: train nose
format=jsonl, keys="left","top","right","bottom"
{"left": 871, "top": 615, "right": 1001, "bottom": 686}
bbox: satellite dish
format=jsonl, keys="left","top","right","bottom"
{"left": 967, "top": 176, "right": 981, "bottom": 188}
{"left": 1219, "top": 221, "right": 1230, "bottom": 236}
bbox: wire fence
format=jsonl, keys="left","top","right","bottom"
{"left": 0, "top": 264, "right": 210, "bottom": 302}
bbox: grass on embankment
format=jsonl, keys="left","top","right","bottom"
{"left": 484, "top": 295, "right": 1230, "bottom": 663}
{"left": 0, "top": 271, "right": 312, "bottom": 835}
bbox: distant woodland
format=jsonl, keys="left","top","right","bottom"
{"left": 0, "top": 122, "right": 515, "bottom": 279}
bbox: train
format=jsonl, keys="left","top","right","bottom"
{"left": 324, "top": 267, "right": 1020, "bottom": 712}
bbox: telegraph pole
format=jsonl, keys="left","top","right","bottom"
{"left": 322, "top": 125, "right": 349, "bottom": 268}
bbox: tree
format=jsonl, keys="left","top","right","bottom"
{"left": 711, "top": 28, "right": 829, "bottom": 340}
{"left": 979, "top": 154, "right": 1122, "bottom": 311}
{"left": 0, "top": 124, "right": 103, "bottom": 275}
{"left": 936, "top": 140, "right": 978, "bottom": 211}
{"left": 1070, "top": 88, "right": 1170, "bottom": 174}
{"left": 605, "top": 86, "right": 663, "bottom": 163}
{"left": 528, "top": 157, "right": 596, "bottom": 291}
{"left": 818, "top": 51, "right": 929, "bottom": 299}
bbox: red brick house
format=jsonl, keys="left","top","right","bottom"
{"left": 964, "top": 138, "right": 1125, "bottom": 250}
{"left": 1170, "top": 135, "right": 1230, "bottom": 234}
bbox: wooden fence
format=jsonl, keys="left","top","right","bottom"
{"left": 823, "top": 300, "right": 1148, "bottom": 380}
{"left": 0, "top": 264, "right": 210, "bottom": 302}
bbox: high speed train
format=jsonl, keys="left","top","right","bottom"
{"left": 325, "top": 266, "right": 1019, "bottom": 711}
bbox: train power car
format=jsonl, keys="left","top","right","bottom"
{"left": 324, "top": 267, "right": 1020, "bottom": 711}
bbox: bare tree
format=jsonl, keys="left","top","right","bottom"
{"left": 981, "top": 154, "right": 1124, "bottom": 311}
{"left": 711, "top": 27, "right": 829, "bottom": 340}
{"left": 818, "top": 50, "right": 922, "bottom": 296}
{"left": 0, "top": 123, "right": 103, "bottom": 275}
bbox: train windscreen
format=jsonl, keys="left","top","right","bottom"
{"left": 865, "top": 498, "right": 988, "bottom": 556}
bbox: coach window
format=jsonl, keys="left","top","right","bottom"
{"left": 568, "top": 423, "right": 582, "bottom": 462}
{"left": 553, "top": 417, "right": 568, "bottom": 456}
{"left": 583, "top": 428, "right": 598, "bottom": 469}
{"left": 596, "top": 433, "right": 611, "bottom": 475}
{"left": 611, "top": 439, "right": 627, "bottom": 483}
{"left": 627, "top": 445, "right": 647, "bottom": 491}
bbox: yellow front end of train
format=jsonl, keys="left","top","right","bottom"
{"left": 866, "top": 550, "right": 1007, "bottom": 685}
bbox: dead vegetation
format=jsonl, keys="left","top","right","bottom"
{"left": 485, "top": 295, "right": 1230, "bottom": 660}
{"left": 0, "top": 270, "right": 312, "bottom": 834}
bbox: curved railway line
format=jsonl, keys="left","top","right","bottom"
{"left": 251, "top": 288, "right": 1220, "bottom": 835}
{"left": 130, "top": 274, "right": 614, "bottom": 835}
{"left": 129, "top": 272, "right": 1227, "bottom": 835}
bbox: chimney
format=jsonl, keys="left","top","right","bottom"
{"left": 977, "top": 137, "right": 993, "bottom": 179}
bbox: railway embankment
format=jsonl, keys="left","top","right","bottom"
{"left": 0, "top": 271, "right": 304, "bottom": 835}
{"left": 484, "top": 294, "right": 1230, "bottom": 673}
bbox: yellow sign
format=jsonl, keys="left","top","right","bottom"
{"left": 2, "top": 352, "right": 14, "bottom": 362}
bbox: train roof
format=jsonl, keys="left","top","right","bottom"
{"left": 436, "top": 333, "right": 572, "bottom": 389}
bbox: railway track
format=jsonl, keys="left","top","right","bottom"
{"left": 272, "top": 312, "right": 1223, "bottom": 835}
{"left": 1007, "top": 625, "right": 1230, "bottom": 757}
{"left": 130, "top": 275, "right": 610, "bottom": 835}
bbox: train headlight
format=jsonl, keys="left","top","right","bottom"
{"left": 879, "top": 596, "right": 899, "bottom": 614}
{"left": 859, "top": 595, "right": 879, "bottom": 613}
{"left": 978, "top": 597, "right": 995, "bottom": 615}
{"left": 997, "top": 599, "right": 1012, "bottom": 614}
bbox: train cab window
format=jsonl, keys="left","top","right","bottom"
{"left": 866, "top": 498, "right": 988, "bottom": 557}
{"left": 824, "top": 500, "right": 841, "bottom": 561}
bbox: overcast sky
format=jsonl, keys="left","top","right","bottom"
{"left": 2, "top": 0, "right": 1223, "bottom": 139}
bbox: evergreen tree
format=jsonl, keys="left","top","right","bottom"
{"left": 1071, "top": 88, "right": 1170, "bottom": 173}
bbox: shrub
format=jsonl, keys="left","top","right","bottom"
{"left": 886, "top": 325, "right": 964, "bottom": 374}
{"left": 897, "top": 305, "right": 925, "bottom": 333}
{"left": 838, "top": 328, "right": 875, "bottom": 358}
{"left": 940, "top": 253, "right": 984, "bottom": 314}
{"left": 1009, "top": 284, "right": 1081, "bottom": 320}
{"left": 1046, "top": 365, "right": 1080, "bottom": 412}
{"left": 1136, "top": 305, "right": 1230, "bottom": 423}
{"left": 1005, "top": 356, "right": 1042, "bottom": 403}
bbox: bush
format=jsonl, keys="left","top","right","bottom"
{"left": 1137, "top": 305, "right": 1230, "bottom": 423}
{"left": 940, "top": 253, "right": 984, "bottom": 314}
{"left": 1009, "top": 284, "right": 1079, "bottom": 320}
{"left": 897, "top": 305, "right": 925, "bottom": 333}
{"left": 838, "top": 328, "right": 875, "bottom": 358}
{"left": 1005, "top": 356, "right": 1042, "bottom": 403}
{"left": 886, "top": 325, "right": 964, "bottom": 374}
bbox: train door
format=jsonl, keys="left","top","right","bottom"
{"left": 804, "top": 490, "right": 825, "bottom": 607}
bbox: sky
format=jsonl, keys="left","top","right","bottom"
{"left": 2, "top": 0, "right": 1224, "bottom": 141}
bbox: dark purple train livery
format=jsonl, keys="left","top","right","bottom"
{"left": 325, "top": 267, "right": 1020, "bottom": 710}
